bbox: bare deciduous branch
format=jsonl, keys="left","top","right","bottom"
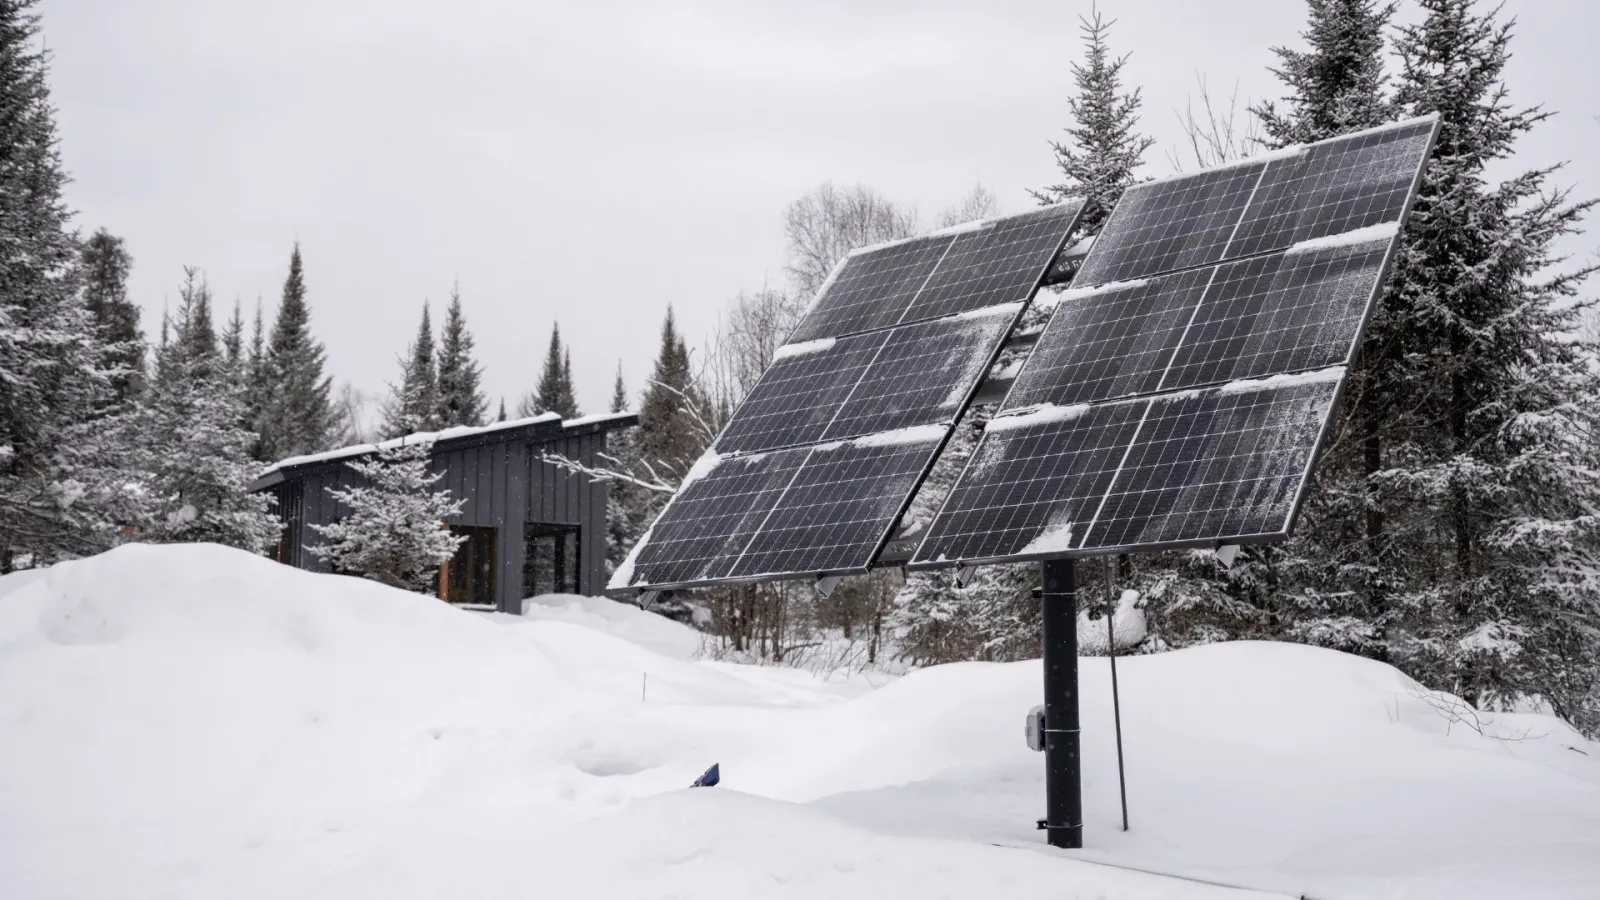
{"left": 1168, "top": 74, "right": 1262, "bottom": 172}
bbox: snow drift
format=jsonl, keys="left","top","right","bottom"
{"left": 1, "top": 544, "right": 1597, "bottom": 900}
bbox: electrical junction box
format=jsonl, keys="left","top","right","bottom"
{"left": 1025, "top": 705, "right": 1046, "bottom": 752}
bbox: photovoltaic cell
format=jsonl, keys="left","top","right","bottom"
{"left": 911, "top": 115, "right": 1437, "bottom": 568}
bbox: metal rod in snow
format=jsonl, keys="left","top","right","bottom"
{"left": 1104, "top": 558, "right": 1129, "bottom": 832}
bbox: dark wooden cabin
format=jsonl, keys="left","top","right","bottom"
{"left": 251, "top": 412, "right": 636, "bottom": 612}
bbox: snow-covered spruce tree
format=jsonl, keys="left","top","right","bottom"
{"left": 135, "top": 268, "right": 279, "bottom": 552}
{"left": 243, "top": 301, "right": 267, "bottom": 443}
{"left": 602, "top": 363, "right": 640, "bottom": 576}
{"left": 0, "top": 0, "right": 137, "bottom": 569}
{"left": 1375, "top": 0, "right": 1600, "bottom": 729}
{"left": 257, "top": 244, "right": 334, "bottom": 461}
{"left": 435, "top": 286, "right": 487, "bottom": 428}
{"left": 632, "top": 308, "right": 709, "bottom": 510}
{"left": 1254, "top": 0, "right": 1398, "bottom": 146}
{"left": 381, "top": 303, "right": 440, "bottom": 438}
{"left": 1029, "top": 4, "right": 1155, "bottom": 233}
{"left": 220, "top": 299, "right": 244, "bottom": 385}
{"left": 309, "top": 438, "right": 466, "bottom": 592}
{"left": 524, "top": 323, "right": 579, "bottom": 419}
{"left": 1143, "top": 0, "right": 1404, "bottom": 655}
{"left": 80, "top": 229, "right": 144, "bottom": 405}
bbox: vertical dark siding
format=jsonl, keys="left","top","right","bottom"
{"left": 265, "top": 424, "right": 623, "bottom": 605}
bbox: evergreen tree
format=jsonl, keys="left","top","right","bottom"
{"left": 605, "top": 309, "right": 710, "bottom": 576}
{"left": 609, "top": 362, "right": 628, "bottom": 414}
{"left": 257, "top": 244, "right": 334, "bottom": 461}
{"left": 496, "top": 397, "right": 507, "bottom": 422}
{"left": 529, "top": 323, "right": 579, "bottom": 418}
{"left": 1154, "top": 0, "right": 1408, "bottom": 657}
{"left": 176, "top": 269, "right": 216, "bottom": 368}
{"left": 134, "top": 268, "right": 279, "bottom": 552}
{"left": 1254, "top": 0, "right": 1398, "bottom": 146}
{"left": 1376, "top": 0, "right": 1600, "bottom": 728}
{"left": 221, "top": 298, "right": 244, "bottom": 381}
{"left": 634, "top": 308, "right": 705, "bottom": 482}
{"left": 80, "top": 229, "right": 144, "bottom": 404}
{"left": 0, "top": 0, "right": 133, "bottom": 568}
{"left": 1030, "top": 4, "right": 1156, "bottom": 233}
{"left": 602, "top": 364, "right": 635, "bottom": 575}
{"left": 309, "top": 438, "right": 466, "bottom": 592}
{"left": 564, "top": 346, "right": 579, "bottom": 416}
{"left": 382, "top": 303, "right": 439, "bottom": 438}
{"left": 434, "top": 286, "right": 487, "bottom": 428}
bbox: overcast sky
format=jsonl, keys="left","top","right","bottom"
{"left": 44, "top": 0, "right": 1600, "bottom": 421}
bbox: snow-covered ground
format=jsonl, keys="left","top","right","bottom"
{"left": 2, "top": 544, "right": 1597, "bottom": 900}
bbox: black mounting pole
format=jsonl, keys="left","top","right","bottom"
{"left": 1040, "top": 557, "right": 1082, "bottom": 849}
{"left": 1104, "top": 558, "right": 1129, "bottom": 832}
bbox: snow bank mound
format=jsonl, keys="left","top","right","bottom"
{"left": 3, "top": 545, "right": 1597, "bottom": 900}
{"left": 318, "top": 789, "right": 1257, "bottom": 900}
{"left": 518, "top": 591, "right": 701, "bottom": 659}
{"left": 0, "top": 544, "right": 776, "bottom": 899}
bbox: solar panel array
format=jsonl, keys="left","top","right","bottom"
{"left": 911, "top": 116, "right": 1438, "bottom": 567}
{"left": 611, "top": 201, "right": 1085, "bottom": 591}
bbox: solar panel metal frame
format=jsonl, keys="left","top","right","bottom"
{"left": 906, "top": 116, "right": 1439, "bottom": 570}
{"left": 612, "top": 202, "right": 1087, "bottom": 592}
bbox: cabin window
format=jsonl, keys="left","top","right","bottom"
{"left": 524, "top": 523, "right": 580, "bottom": 597}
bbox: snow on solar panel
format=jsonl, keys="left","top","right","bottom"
{"left": 610, "top": 202, "right": 1086, "bottom": 591}
{"left": 910, "top": 115, "right": 1437, "bottom": 568}
{"left": 1073, "top": 117, "right": 1434, "bottom": 288}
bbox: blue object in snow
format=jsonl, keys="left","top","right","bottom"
{"left": 691, "top": 763, "right": 720, "bottom": 787}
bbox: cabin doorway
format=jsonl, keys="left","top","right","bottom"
{"left": 442, "top": 525, "right": 498, "bottom": 607}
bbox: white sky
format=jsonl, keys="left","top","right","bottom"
{"left": 45, "top": 0, "right": 1600, "bottom": 415}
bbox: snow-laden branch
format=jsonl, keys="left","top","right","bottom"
{"left": 538, "top": 451, "right": 677, "bottom": 495}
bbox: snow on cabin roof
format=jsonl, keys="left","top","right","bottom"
{"left": 257, "top": 411, "right": 635, "bottom": 479}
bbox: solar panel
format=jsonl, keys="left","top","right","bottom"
{"left": 909, "top": 400, "right": 1147, "bottom": 566}
{"left": 611, "top": 202, "right": 1087, "bottom": 592}
{"left": 714, "top": 306, "right": 1019, "bottom": 455}
{"left": 900, "top": 205, "right": 1086, "bottom": 324}
{"left": 618, "top": 449, "right": 808, "bottom": 588}
{"left": 1074, "top": 118, "right": 1433, "bottom": 287}
{"left": 786, "top": 236, "right": 953, "bottom": 343}
{"left": 1078, "top": 375, "right": 1340, "bottom": 551}
{"left": 1006, "top": 235, "right": 1393, "bottom": 408}
{"left": 787, "top": 201, "right": 1084, "bottom": 342}
{"left": 727, "top": 428, "right": 944, "bottom": 579}
{"left": 911, "top": 115, "right": 1438, "bottom": 568}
